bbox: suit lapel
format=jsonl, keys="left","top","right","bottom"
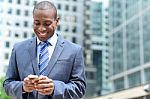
{"left": 28, "top": 37, "right": 39, "bottom": 75}
{"left": 45, "top": 35, "right": 65, "bottom": 76}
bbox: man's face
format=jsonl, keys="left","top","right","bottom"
{"left": 33, "top": 9, "right": 59, "bottom": 41}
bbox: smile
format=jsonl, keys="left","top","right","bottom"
{"left": 39, "top": 32, "right": 47, "bottom": 36}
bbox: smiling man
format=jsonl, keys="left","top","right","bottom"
{"left": 3, "top": 1, "right": 86, "bottom": 99}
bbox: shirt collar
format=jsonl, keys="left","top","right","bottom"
{"left": 37, "top": 33, "right": 58, "bottom": 46}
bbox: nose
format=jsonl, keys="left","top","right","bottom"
{"left": 38, "top": 25, "right": 46, "bottom": 32}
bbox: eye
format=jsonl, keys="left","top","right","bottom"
{"left": 34, "top": 21, "right": 40, "bottom": 26}
{"left": 43, "top": 22, "right": 52, "bottom": 27}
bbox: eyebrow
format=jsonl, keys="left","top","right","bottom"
{"left": 35, "top": 20, "right": 53, "bottom": 22}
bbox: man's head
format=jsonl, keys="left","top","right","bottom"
{"left": 33, "top": 1, "right": 59, "bottom": 41}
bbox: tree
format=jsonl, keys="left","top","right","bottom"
{"left": 0, "top": 77, "right": 12, "bottom": 99}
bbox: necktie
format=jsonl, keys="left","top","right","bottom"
{"left": 39, "top": 41, "right": 49, "bottom": 75}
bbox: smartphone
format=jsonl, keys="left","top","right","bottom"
{"left": 28, "top": 75, "right": 39, "bottom": 82}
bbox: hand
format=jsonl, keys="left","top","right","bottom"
{"left": 23, "top": 75, "right": 39, "bottom": 92}
{"left": 36, "top": 75, "right": 54, "bottom": 95}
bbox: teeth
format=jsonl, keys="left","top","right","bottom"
{"left": 39, "top": 33, "right": 46, "bottom": 36}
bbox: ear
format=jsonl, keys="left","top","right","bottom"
{"left": 55, "top": 17, "right": 60, "bottom": 25}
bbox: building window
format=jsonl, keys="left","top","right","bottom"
{"left": 4, "top": 53, "right": 9, "bottom": 60}
{"left": 16, "top": 9, "right": 21, "bottom": 15}
{"left": 72, "top": 6, "right": 77, "bottom": 12}
{"left": 86, "top": 71, "right": 95, "bottom": 80}
{"left": 58, "top": 4, "right": 61, "bottom": 10}
{"left": 128, "top": 71, "right": 141, "bottom": 88}
{"left": 15, "top": 22, "right": 20, "bottom": 26}
{"left": 57, "top": 25, "right": 61, "bottom": 31}
{"left": 72, "top": 26, "right": 76, "bottom": 33}
{"left": 145, "top": 67, "right": 150, "bottom": 83}
{"left": 17, "top": 0, "right": 21, "bottom": 4}
{"left": 7, "top": 8, "right": 12, "bottom": 14}
{"left": 5, "top": 41, "right": 10, "bottom": 48}
{"left": 24, "top": 21, "right": 28, "bottom": 27}
{"left": 25, "top": 0, "right": 29, "bottom": 5}
{"left": 114, "top": 77, "right": 124, "bottom": 91}
{"left": 32, "top": 33, "right": 35, "bottom": 37}
{"left": 23, "top": 32, "right": 28, "bottom": 38}
{"left": 33, "top": 1, "right": 37, "bottom": 6}
{"left": 8, "top": 0, "right": 12, "bottom": 3}
{"left": 65, "top": 5, "right": 69, "bottom": 11}
{"left": 63, "top": 25, "right": 69, "bottom": 32}
{"left": 7, "top": 20, "right": 12, "bottom": 26}
{"left": 72, "top": 37, "right": 76, "bottom": 43}
{"left": 24, "top": 10, "right": 29, "bottom": 16}
{"left": 15, "top": 33, "right": 19, "bottom": 38}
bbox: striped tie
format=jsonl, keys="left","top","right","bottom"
{"left": 39, "top": 41, "right": 49, "bottom": 75}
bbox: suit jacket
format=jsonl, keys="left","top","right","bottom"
{"left": 3, "top": 34, "right": 86, "bottom": 99}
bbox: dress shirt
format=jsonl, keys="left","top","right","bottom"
{"left": 37, "top": 33, "right": 58, "bottom": 63}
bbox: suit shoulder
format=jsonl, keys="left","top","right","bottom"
{"left": 13, "top": 37, "right": 35, "bottom": 49}
{"left": 64, "top": 40, "right": 82, "bottom": 49}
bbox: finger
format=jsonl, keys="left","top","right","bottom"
{"left": 36, "top": 83, "right": 50, "bottom": 89}
{"left": 38, "top": 89, "right": 51, "bottom": 95}
{"left": 38, "top": 91, "right": 45, "bottom": 95}
{"left": 24, "top": 77, "right": 36, "bottom": 85}
{"left": 24, "top": 77, "right": 30, "bottom": 83}
{"left": 38, "top": 75, "right": 48, "bottom": 80}
{"left": 43, "top": 87, "right": 54, "bottom": 92}
{"left": 38, "top": 79, "right": 53, "bottom": 84}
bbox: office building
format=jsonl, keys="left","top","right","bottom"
{"left": 0, "top": 0, "right": 36, "bottom": 76}
{"left": 94, "top": 0, "right": 150, "bottom": 98}
{"left": 91, "top": 1, "right": 110, "bottom": 96}
{"left": 84, "top": 0, "right": 110, "bottom": 98}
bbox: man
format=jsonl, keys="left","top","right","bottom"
{"left": 3, "top": 1, "right": 86, "bottom": 99}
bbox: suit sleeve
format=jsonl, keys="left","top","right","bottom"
{"left": 52, "top": 47, "right": 86, "bottom": 99}
{"left": 3, "top": 47, "right": 24, "bottom": 99}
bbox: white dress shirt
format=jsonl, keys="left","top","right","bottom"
{"left": 37, "top": 33, "right": 58, "bottom": 63}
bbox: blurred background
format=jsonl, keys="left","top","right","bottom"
{"left": 0, "top": 0, "right": 150, "bottom": 99}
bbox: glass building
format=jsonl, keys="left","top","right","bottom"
{"left": 90, "top": 1, "right": 110, "bottom": 96}
{"left": 109, "top": 0, "right": 150, "bottom": 93}
{"left": 84, "top": 0, "right": 110, "bottom": 98}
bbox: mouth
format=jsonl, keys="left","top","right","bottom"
{"left": 38, "top": 32, "right": 47, "bottom": 37}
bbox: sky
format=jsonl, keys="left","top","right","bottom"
{"left": 92, "top": 0, "right": 109, "bottom": 7}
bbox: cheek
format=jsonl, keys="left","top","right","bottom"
{"left": 50, "top": 25, "right": 55, "bottom": 30}
{"left": 33, "top": 25, "right": 37, "bottom": 31}
{"left": 48, "top": 25, "right": 55, "bottom": 31}
{"left": 33, "top": 27, "right": 38, "bottom": 33}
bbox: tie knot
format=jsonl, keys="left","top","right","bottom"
{"left": 40, "top": 41, "right": 50, "bottom": 46}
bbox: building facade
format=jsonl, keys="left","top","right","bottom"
{"left": 83, "top": 0, "right": 110, "bottom": 98}
{"left": 109, "top": 0, "right": 150, "bottom": 92}
{"left": 94, "top": 0, "right": 150, "bottom": 98}
{"left": 0, "top": 0, "right": 36, "bottom": 76}
{"left": 90, "top": 1, "right": 110, "bottom": 96}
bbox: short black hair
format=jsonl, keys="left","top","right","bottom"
{"left": 33, "top": 1, "right": 57, "bottom": 19}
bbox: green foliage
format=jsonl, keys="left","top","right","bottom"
{"left": 0, "top": 77, "right": 12, "bottom": 99}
